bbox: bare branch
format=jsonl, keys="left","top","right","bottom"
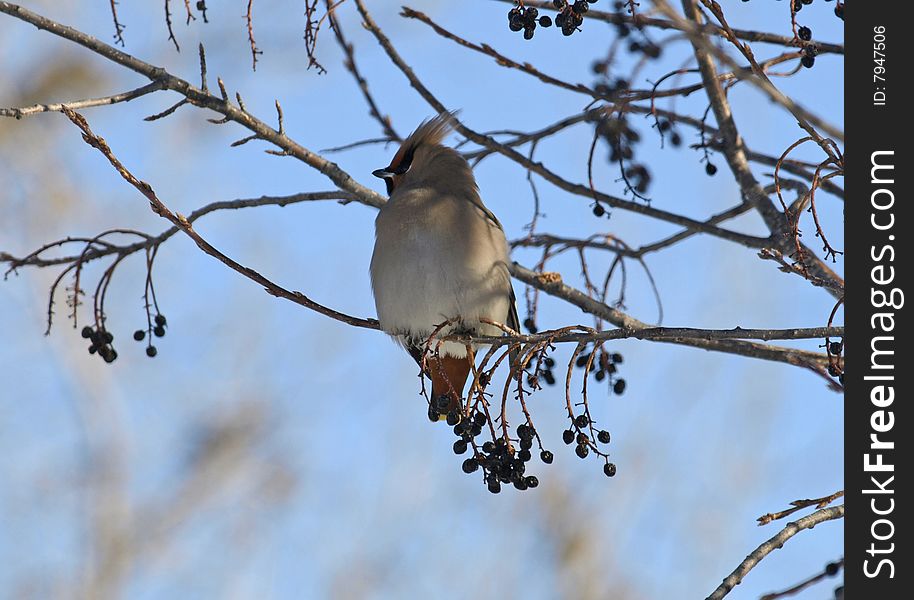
{"left": 59, "top": 106, "right": 379, "bottom": 330}
{"left": 1, "top": 82, "right": 165, "bottom": 118}
{"left": 0, "top": 1, "right": 385, "bottom": 209}
{"left": 706, "top": 505, "right": 845, "bottom": 600}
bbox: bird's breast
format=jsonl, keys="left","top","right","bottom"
{"left": 370, "top": 191, "right": 512, "bottom": 346}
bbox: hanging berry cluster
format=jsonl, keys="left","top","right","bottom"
{"left": 825, "top": 338, "right": 844, "bottom": 385}
{"left": 430, "top": 396, "right": 546, "bottom": 493}
{"left": 507, "top": 1, "right": 601, "bottom": 40}
{"left": 788, "top": 0, "right": 845, "bottom": 67}
{"left": 81, "top": 325, "right": 119, "bottom": 363}
{"left": 594, "top": 114, "right": 653, "bottom": 199}
{"left": 437, "top": 397, "right": 617, "bottom": 494}
{"left": 132, "top": 313, "right": 168, "bottom": 358}
{"left": 425, "top": 337, "right": 624, "bottom": 493}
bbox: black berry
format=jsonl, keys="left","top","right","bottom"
{"left": 146, "top": 345, "right": 158, "bottom": 357}
{"left": 604, "top": 463, "right": 617, "bottom": 477}
{"left": 597, "top": 430, "right": 611, "bottom": 444}
{"left": 540, "top": 450, "right": 554, "bottom": 464}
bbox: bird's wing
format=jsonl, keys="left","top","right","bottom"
{"left": 507, "top": 285, "right": 521, "bottom": 371}
{"left": 469, "top": 196, "right": 504, "bottom": 232}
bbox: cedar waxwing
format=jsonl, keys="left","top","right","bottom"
{"left": 370, "top": 112, "right": 519, "bottom": 420}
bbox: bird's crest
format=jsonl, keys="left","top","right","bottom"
{"left": 388, "top": 110, "right": 458, "bottom": 171}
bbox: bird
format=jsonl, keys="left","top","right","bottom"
{"left": 369, "top": 112, "right": 519, "bottom": 421}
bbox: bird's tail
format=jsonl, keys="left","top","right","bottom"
{"left": 427, "top": 354, "right": 471, "bottom": 421}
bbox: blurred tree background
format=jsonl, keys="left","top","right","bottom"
{"left": 1, "top": 1, "right": 843, "bottom": 598}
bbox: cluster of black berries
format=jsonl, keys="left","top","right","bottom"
{"left": 602, "top": 2, "right": 663, "bottom": 58}
{"left": 81, "top": 325, "right": 118, "bottom": 363}
{"left": 451, "top": 410, "right": 547, "bottom": 493}
{"left": 575, "top": 347, "right": 626, "bottom": 394}
{"left": 597, "top": 117, "right": 637, "bottom": 162}
{"left": 507, "top": 5, "right": 549, "bottom": 40}
{"left": 800, "top": 43, "right": 818, "bottom": 69}
{"left": 595, "top": 116, "right": 653, "bottom": 196}
{"left": 790, "top": 0, "right": 842, "bottom": 21}
{"left": 826, "top": 339, "right": 844, "bottom": 384}
{"left": 562, "top": 413, "right": 617, "bottom": 476}
{"left": 132, "top": 313, "right": 168, "bottom": 358}
{"left": 656, "top": 119, "right": 683, "bottom": 148}
{"left": 535, "top": 356, "right": 558, "bottom": 386}
{"left": 553, "top": 1, "right": 594, "bottom": 37}
{"left": 795, "top": 23, "right": 818, "bottom": 70}
{"left": 592, "top": 73, "right": 629, "bottom": 101}
{"left": 507, "top": 1, "right": 600, "bottom": 39}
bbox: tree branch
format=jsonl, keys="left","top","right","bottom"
{"left": 0, "top": 1, "right": 386, "bottom": 209}
{"left": 0, "top": 81, "right": 165, "bottom": 118}
{"left": 59, "top": 106, "right": 380, "bottom": 330}
{"left": 706, "top": 505, "right": 845, "bottom": 600}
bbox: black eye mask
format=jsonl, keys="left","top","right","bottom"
{"left": 374, "top": 146, "right": 417, "bottom": 195}
{"left": 395, "top": 147, "right": 415, "bottom": 174}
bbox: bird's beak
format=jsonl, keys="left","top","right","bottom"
{"left": 372, "top": 168, "right": 394, "bottom": 179}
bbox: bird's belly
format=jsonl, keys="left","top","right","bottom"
{"left": 370, "top": 229, "right": 510, "bottom": 356}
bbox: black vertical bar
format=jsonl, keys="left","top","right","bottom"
{"left": 846, "top": 1, "right": 906, "bottom": 597}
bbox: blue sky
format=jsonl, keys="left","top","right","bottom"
{"left": 1, "top": 1, "right": 843, "bottom": 598}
